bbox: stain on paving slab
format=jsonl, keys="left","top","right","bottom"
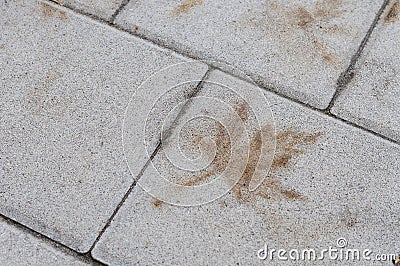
{"left": 152, "top": 101, "right": 323, "bottom": 207}
{"left": 291, "top": 0, "right": 344, "bottom": 29}
{"left": 242, "top": 0, "right": 348, "bottom": 65}
{"left": 24, "top": 67, "right": 66, "bottom": 119}
{"left": 232, "top": 129, "right": 323, "bottom": 203}
{"left": 171, "top": 0, "right": 203, "bottom": 16}
{"left": 385, "top": 0, "right": 400, "bottom": 23}
{"left": 41, "top": 2, "right": 68, "bottom": 20}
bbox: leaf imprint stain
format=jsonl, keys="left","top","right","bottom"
{"left": 385, "top": 0, "right": 400, "bottom": 23}
{"left": 244, "top": 0, "right": 345, "bottom": 65}
{"left": 294, "top": 0, "right": 343, "bottom": 29}
{"left": 172, "top": 0, "right": 203, "bottom": 16}
{"left": 152, "top": 102, "right": 323, "bottom": 207}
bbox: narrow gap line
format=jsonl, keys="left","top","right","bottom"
{"left": 161, "top": 67, "right": 213, "bottom": 143}
{"left": 0, "top": 214, "right": 106, "bottom": 265}
{"left": 110, "top": 0, "right": 131, "bottom": 23}
{"left": 214, "top": 65, "right": 399, "bottom": 144}
{"left": 86, "top": 140, "right": 162, "bottom": 254}
{"left": 48, "top": 0, "right": 399, "bottom": 145}
{"left": 2, "top": 1, "right": 398, "bottom": 262}
{"left": 87, "top": 68, "right": 212, "bottom": 253}
{"left": 326, "top": 0, "right": 391, "bottom": 111}
{"left": 329, "top": 113, "right": 398, "bottom": 144}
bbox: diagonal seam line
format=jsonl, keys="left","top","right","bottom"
{"left": 110, "top": 0, "right": 131, "bottom": 23}
{"left": 44, "top": 0, "right": 399, "bottom": 145}
{"left": 87, "top": 66, "right": 212, "bottom": 253}
{"left": 0, "top": 214, "right": 106, "bottom": 265}
{"left": 3, "top": 0, "right": 397, "bottom": 263}
{"left": 326, "top": 0, "right": 391, "bottom": 111}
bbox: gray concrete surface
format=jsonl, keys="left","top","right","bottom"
{"left": 115, "top": 0, "right": 384, "bottom": 109}
{"left": 1, "top": 0, "right": 399, "bottom": 263}
{"left": 92, "top": 70, "right": 400, "bottom": 265}
{"left": 331, "top": 0, "right": 400, "bottom": 142}
{"left": 0, "top": 217, "right": 88, "bottom": 266}
{"left": 60, "top": 0, "right": 123, "bottom": 21}
{"left": 0, "top": 0, "right": 206, "bottom": 252}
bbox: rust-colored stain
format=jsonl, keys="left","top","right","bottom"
{"left": 233, "top": 129, "right": 323, "bottom": 202}
{"left": 243, "top": 0, "right": 347, "bottom": 65}
{"left": 133, "top": 25, "right": 140, "bottom": 32}
{"left": 41, "top": 3, "right": 68, "bottom": 20}
{"left": 181, "top": 122, "right": 230, "bottom": 187}
{"left": 296, "top": 7, "right": 314, "bottom": 29}
{"left": 234, "top": 101, "right": 250, "bottom": 122}
{"left": 42, "top": 3, "right": 56, "bottom": 17}
{"left": 58, "top": 11, "right": 68, "bottom": 20}
{"left": 270, "top": 130, "right": 324, "bottom": 171}
{"left": 292, "top": 0, "right": 343, "bottom": 29}
{"left": 385, "top": 0, "right": 400, "bottom": 23}
{"left": 290, "top": 0, "right": 343, "bottom": 64}
{"left": 172, "top": 0, "right": 203, "bottom": 16}
{"left": 152, "top": 102, "right": 323, "bottom": 207}
{"left": 153, "top": 199, "right": 163, "bottom": 207}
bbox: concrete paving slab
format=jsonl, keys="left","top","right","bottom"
{"left": 61, "top": 0, "right": 123, "bottom": 21}
{"left": 0, "top": 218, "right": 88, "bottom": 266}
{"left": 0, "top": 0, "right": 207, "bottom": 252}
{"left": 331, "top": 0, "right": 400, "bottom": 142}
{"left": 93, "top": 70, "right": 400, "bottom": 265}
{"left": 115, "top": 0, "right": 385, "bottom": 109}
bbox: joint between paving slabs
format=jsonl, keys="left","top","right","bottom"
{"left": 3, "top": 1, "right": 399, "bottom": 261}
{"left": 161, "top": 67, "right": 212, "bottom": 143}
{"left": 110, "top": 0, "right": 131, "bottom": 24}
{"left": 86, "top": 68, "right": 211, "bottom": 253}
{"left": 325, "top": 0, "right": 391, "bottom": 112}
{"left": 0, "top": 214, "right": 106, "bottom": 265}
{"left": 43, "top": 0, "right": 400, "bottom": 146}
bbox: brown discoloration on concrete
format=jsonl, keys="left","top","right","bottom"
{"left": 385, "top": 0, "right": 400, "bottom": 23}
{"left": 270, "top": 130, "right": 324, "bottom": 171}
{"left": 257, "top": 176, "right": 306, "bottom": 201}
{"left": 153, "top": 199, "right": 163, "bottom": 207}
{"left": 50, "top": 0, "right": 64, "bottom": 6}
{"left": 296, "top": 7, "right": 314, "bottom": 29}
{"left": 41, "top": 3, "right": 68, "bottom": 20}
{"left": 233, "top": 128, "right": 323, "bottom": 203}
{"left": 242, "top": 0, "right": 348, "bottom": 66}
{"left": 234, "top": 101, "right": 250, "bottom": 122}
{"left": 133, "top": 25, "right": 140, "bottom": 32}
{"left": 172, "top": 0, "right": 203, "bottom": 16}
{"left": 42, "top": 3, "right": 56, "bottom": 17}
{"left": 181, "top": 122, "right": 230, "bottom": 187}
{"left": 58, "top": 10, "right": 68, "bottom": 20}
{"left": 152, "top": 101, "right": 323, "bottom": 208}
{"left": 194, "top": 125, "right": 323, "bottom": 203}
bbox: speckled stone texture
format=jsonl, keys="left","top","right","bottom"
{"left": 0, "top": 217, "right": 88, "bottom": 266}
{"left": 115, "top": 0, "right": 385, "bottom": 109}
{"left": 0, "top": 0, "right": 207, "bottom": 252}
{"left": 61, "top": 0, "right": 123, "bottom": 21}
{"left": 332, "top": 0, "right": 400, "bottom": 142}
{"left": 92, "top": 71, "right": 400, "bottom": 265}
